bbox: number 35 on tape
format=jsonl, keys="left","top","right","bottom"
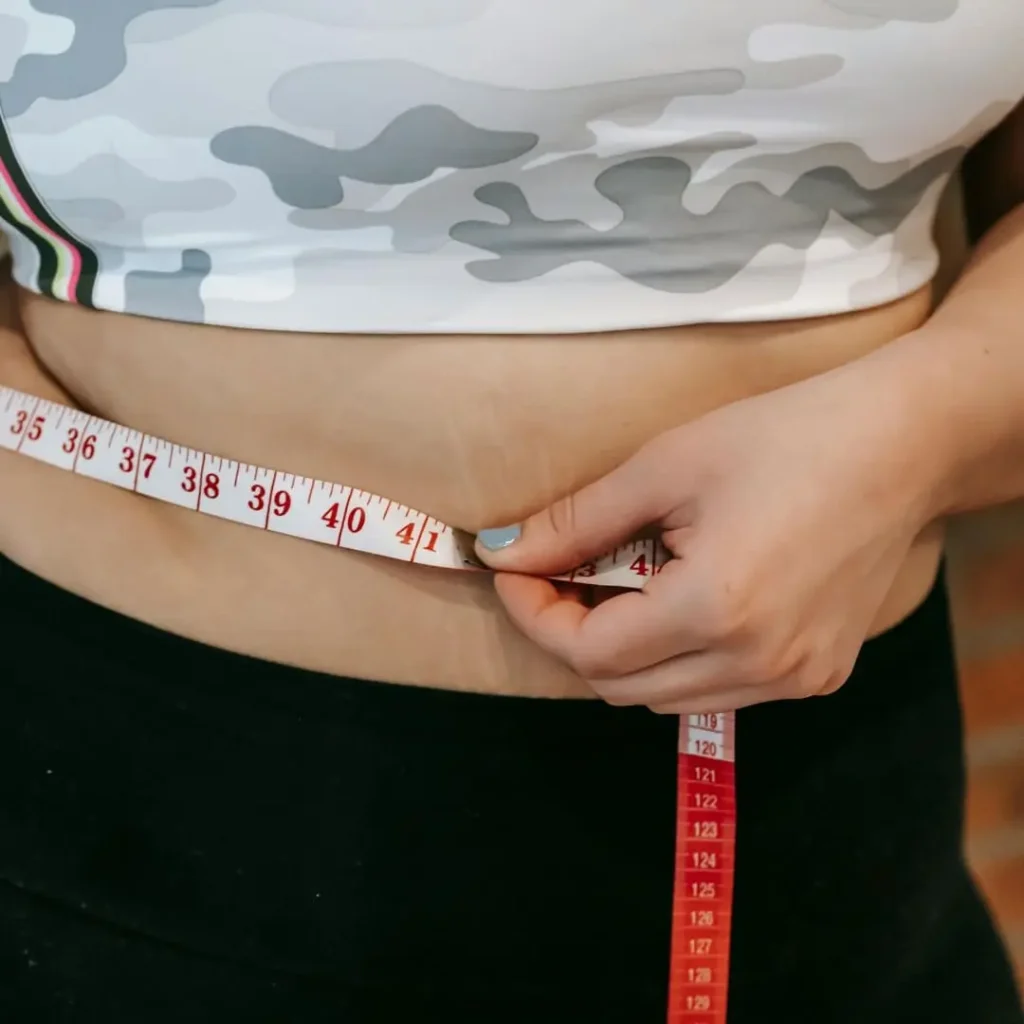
{"left": 0, "top": 388, "right": 667, "bottom": 586}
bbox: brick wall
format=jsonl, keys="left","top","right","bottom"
{"left": 947, "top": 503, "right": 1024, "bottom": 986}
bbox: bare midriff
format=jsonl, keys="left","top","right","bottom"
{"left": 0, "top": 270, "right": 945, "bottom": 697}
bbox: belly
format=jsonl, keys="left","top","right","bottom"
{"left": 0, "top": 282, "right": 945, "bottom": 697}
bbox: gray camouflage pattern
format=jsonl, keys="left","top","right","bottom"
{"left": 1, "top": 0, "right": 1023, "bottom": 332}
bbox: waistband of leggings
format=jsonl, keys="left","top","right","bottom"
{"left": 0, "top": 551, "right": 680, "bottom": 744}
{"left": 0, "top": 550, "right": 950, "bottom": 736}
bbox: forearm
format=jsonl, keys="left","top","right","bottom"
{"left": 0, "top": 259, "right": 76, "bottom": 404}
{"left": 867, "top": 201, "right": 1024, "bottom": 518}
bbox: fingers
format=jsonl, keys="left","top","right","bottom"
{"left": 493, "top": 570, "right": 843, "bottom": 713}
{"left": 475, "top": 439, "right": 679, "bottom": 577}
{"left": 592, "top": 651, "right": 799, "bottom": 710}
{"left": 494, "top": 563, "right": 707, "bottom": 679}
{"left": 647, "top": 688, "right": 777, "bottom": 715}
{"left": 492, "top": 575, "right": 591, "bottom": 665}
{"left": 496, "top": 573, "right": 788, "bottom": 710}
{"left": 591, "top": 649, "right": 740, "bottom": 707}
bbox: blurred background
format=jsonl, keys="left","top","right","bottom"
{"left": 936, "top": 179, "right": 1024, "bottom": 988}
{"left": 949, "top": 507, "right": 1024, "bottom": 987}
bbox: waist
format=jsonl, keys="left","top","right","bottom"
{"left": 0, "top": 284, "right": 945, "bottom": 694}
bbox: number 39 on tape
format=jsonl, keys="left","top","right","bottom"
{"left": 1, "top": 387, "right": 670, "bottom": 588}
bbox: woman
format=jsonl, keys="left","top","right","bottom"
{"left": 1, "top": 1, "right": 1022, "bottom": 1021}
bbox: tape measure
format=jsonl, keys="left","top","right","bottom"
{"left": 1, "top": 384, "right": 736, "bottom": 1023}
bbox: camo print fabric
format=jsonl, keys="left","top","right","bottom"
{"left": 1, "top": 0, "right": 1023, "bottom": 333}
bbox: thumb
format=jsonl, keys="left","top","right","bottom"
{"left": 474, "top": 442, "right": 673, "bottom": 576}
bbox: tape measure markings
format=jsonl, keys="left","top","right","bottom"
{"left": 2, "top": 384, "right": 735, "bottom": 1024}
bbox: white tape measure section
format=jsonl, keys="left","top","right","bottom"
{"left": 1, "top": 387, "right": 669, "bottom": 589}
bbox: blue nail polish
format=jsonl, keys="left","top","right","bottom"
{"left": 477, "top": 525, "right": 522, "bottom": 550}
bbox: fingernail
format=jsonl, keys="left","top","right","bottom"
{"left": 476, "top": 524, "right": 522, "bottom": 550}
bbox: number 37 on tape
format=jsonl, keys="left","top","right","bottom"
{"left": 2, "top": 388, "right": 666, "bottom": 585}
{"left": 1, "top": 394, "right": 468, "bottom": 568}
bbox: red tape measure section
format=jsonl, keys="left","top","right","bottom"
{"left": 670, "top": 713, "right": 736, "bottom": 1024}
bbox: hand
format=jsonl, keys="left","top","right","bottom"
{"left": 475, "top": 356, "right": 944, "bottom": 713}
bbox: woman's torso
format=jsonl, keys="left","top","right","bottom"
{"left": 0, "top": 274, "right": 949, "bottom": 695}
{"left": 3, "top": 0, "right": 1024, "bottom": 696}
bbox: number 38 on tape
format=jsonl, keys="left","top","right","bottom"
{"left": 1, "top": 387, "right": 667, "bottom": 587}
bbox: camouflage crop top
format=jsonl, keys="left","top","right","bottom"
{"left": 1, "top": 0, "right": 1023, "bottom": 334}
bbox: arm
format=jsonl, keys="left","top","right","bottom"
{"left": 0, "top": 247, "right": 77, "bottom": 403}
{"left": 472, "top": 100, "right": 1024, "bottom": 712}
{"left": 862, "top": 100, "right": 1024, "bottom": 518}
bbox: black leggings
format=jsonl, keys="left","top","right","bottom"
{"left": 0, "top": 554, "right": 1021, "bottom": 1023}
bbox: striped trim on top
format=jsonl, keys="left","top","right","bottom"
{"left": 0, "top": 107, "right": 97, "bottom": 306}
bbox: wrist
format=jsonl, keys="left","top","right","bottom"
{"left": 854, "top": 323, "right": 1007, "bottom": 521}
{"left": 834, "top": 326, "right": 974, "bottom": 525}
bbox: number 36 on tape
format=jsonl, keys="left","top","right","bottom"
{"left": 1, "top": 386, "right": 670, "bottom": 588}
